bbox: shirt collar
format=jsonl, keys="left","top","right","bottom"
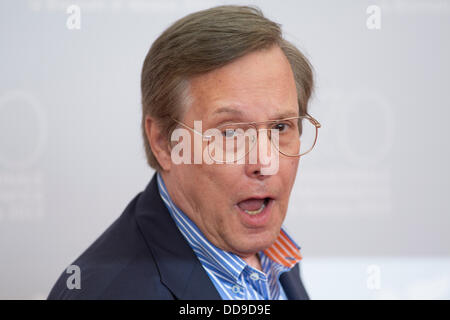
{"left": 156, "top": 172, "right": 302, "bottom": 282}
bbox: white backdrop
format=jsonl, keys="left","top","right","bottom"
{"left": 1, "top": 0, "right": 449, "bottom": 299}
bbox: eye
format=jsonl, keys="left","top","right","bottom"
{"left": 272, "top": 122, "right": 290, "bottom": 132}
{"left": 222, "top": 128, "right": 237, "bottom": 138}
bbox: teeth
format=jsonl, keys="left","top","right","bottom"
{"left": 244, "top": 203, "right": 266, "bottom": 215}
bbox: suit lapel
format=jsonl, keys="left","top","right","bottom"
{"left": 134, "top": 174, "right": 221, "bottom": 300}
{"left": 280, "top": 264, "right": 310, "bottom": 300}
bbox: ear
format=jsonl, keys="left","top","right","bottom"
{"left": 145, "top": 115, "right": 172, "bottom": 171}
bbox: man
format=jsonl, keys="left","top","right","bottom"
{"left": 48, "top": 5, "right": 319, "bottom": 300}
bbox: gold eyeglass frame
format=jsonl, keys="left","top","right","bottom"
{"left": 170, "top": 115, "right": 321, "bottom": 163}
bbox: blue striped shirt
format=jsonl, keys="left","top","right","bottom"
{"left": 156, "top": 172, "right": 302, "bottom": 300}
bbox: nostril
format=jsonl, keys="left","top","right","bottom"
{"left": 252, "top": 169, "right": 261, "bottom": 175}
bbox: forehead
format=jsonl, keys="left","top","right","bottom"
{"left": 186, "top": 45, "right": 299, "bottom": 122}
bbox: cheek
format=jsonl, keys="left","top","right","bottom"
{"left": 194, "top": 163, "right": 240, "bottom": 205}
{"left": 201, "top": 161, "right": 244, "bottom": 186}
{"left": 276, "top": 158, "right": 299, "bottom": 205}
{"left": 280, "top": 157, "right": 299, "bottom": 180}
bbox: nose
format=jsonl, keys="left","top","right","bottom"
{"left": 245, "top": 161, "right": 269, "bottom": 179}
{"left": 244, "top": 129, "right": 278, "bottom": 178}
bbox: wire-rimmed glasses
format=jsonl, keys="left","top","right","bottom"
{"left": 171, "top": 115, "right": 321, "bottom": 164}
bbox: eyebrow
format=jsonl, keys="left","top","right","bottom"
{"left": 211, "top": 106, "right": 244, "bottom": 117}
{"left": 270, "top": 110, "right": 299, "bottom": 119}
{"left": 210, "top": 106, "right": 298, "bottom": 121}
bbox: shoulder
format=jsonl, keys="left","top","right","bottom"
{"left": 47, "top": 193, "right": 174, "bottom": 300}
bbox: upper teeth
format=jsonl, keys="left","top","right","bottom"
{"left": 245, "top": 202, "right": 266, "bottom": 215}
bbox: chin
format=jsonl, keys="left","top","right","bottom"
{"left": 234, "top": 231, "right": 278, "bottom": 255}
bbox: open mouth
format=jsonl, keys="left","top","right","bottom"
{"left": 237, "top": 197, "right": 271, "bottom": 216}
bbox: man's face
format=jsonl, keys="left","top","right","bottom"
{"left": 165, "top": 45, "right": 300, "bottom": 258}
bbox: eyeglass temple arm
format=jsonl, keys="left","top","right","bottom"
{"left": 172, "top": 118, "right": 212, "bottom": 141}
{"left": 303, "top": 115, "right": 321, "bottom": 128}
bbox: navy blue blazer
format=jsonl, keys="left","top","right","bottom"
{"left": 48, "top": 174, "right": 309, "bottom": 300}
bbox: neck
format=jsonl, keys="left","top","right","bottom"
{"left": 159, "top": 171, "right": 264, "bottom": 272}
{"left": 242, "top": 253, "right": 262, "bottom": 271}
